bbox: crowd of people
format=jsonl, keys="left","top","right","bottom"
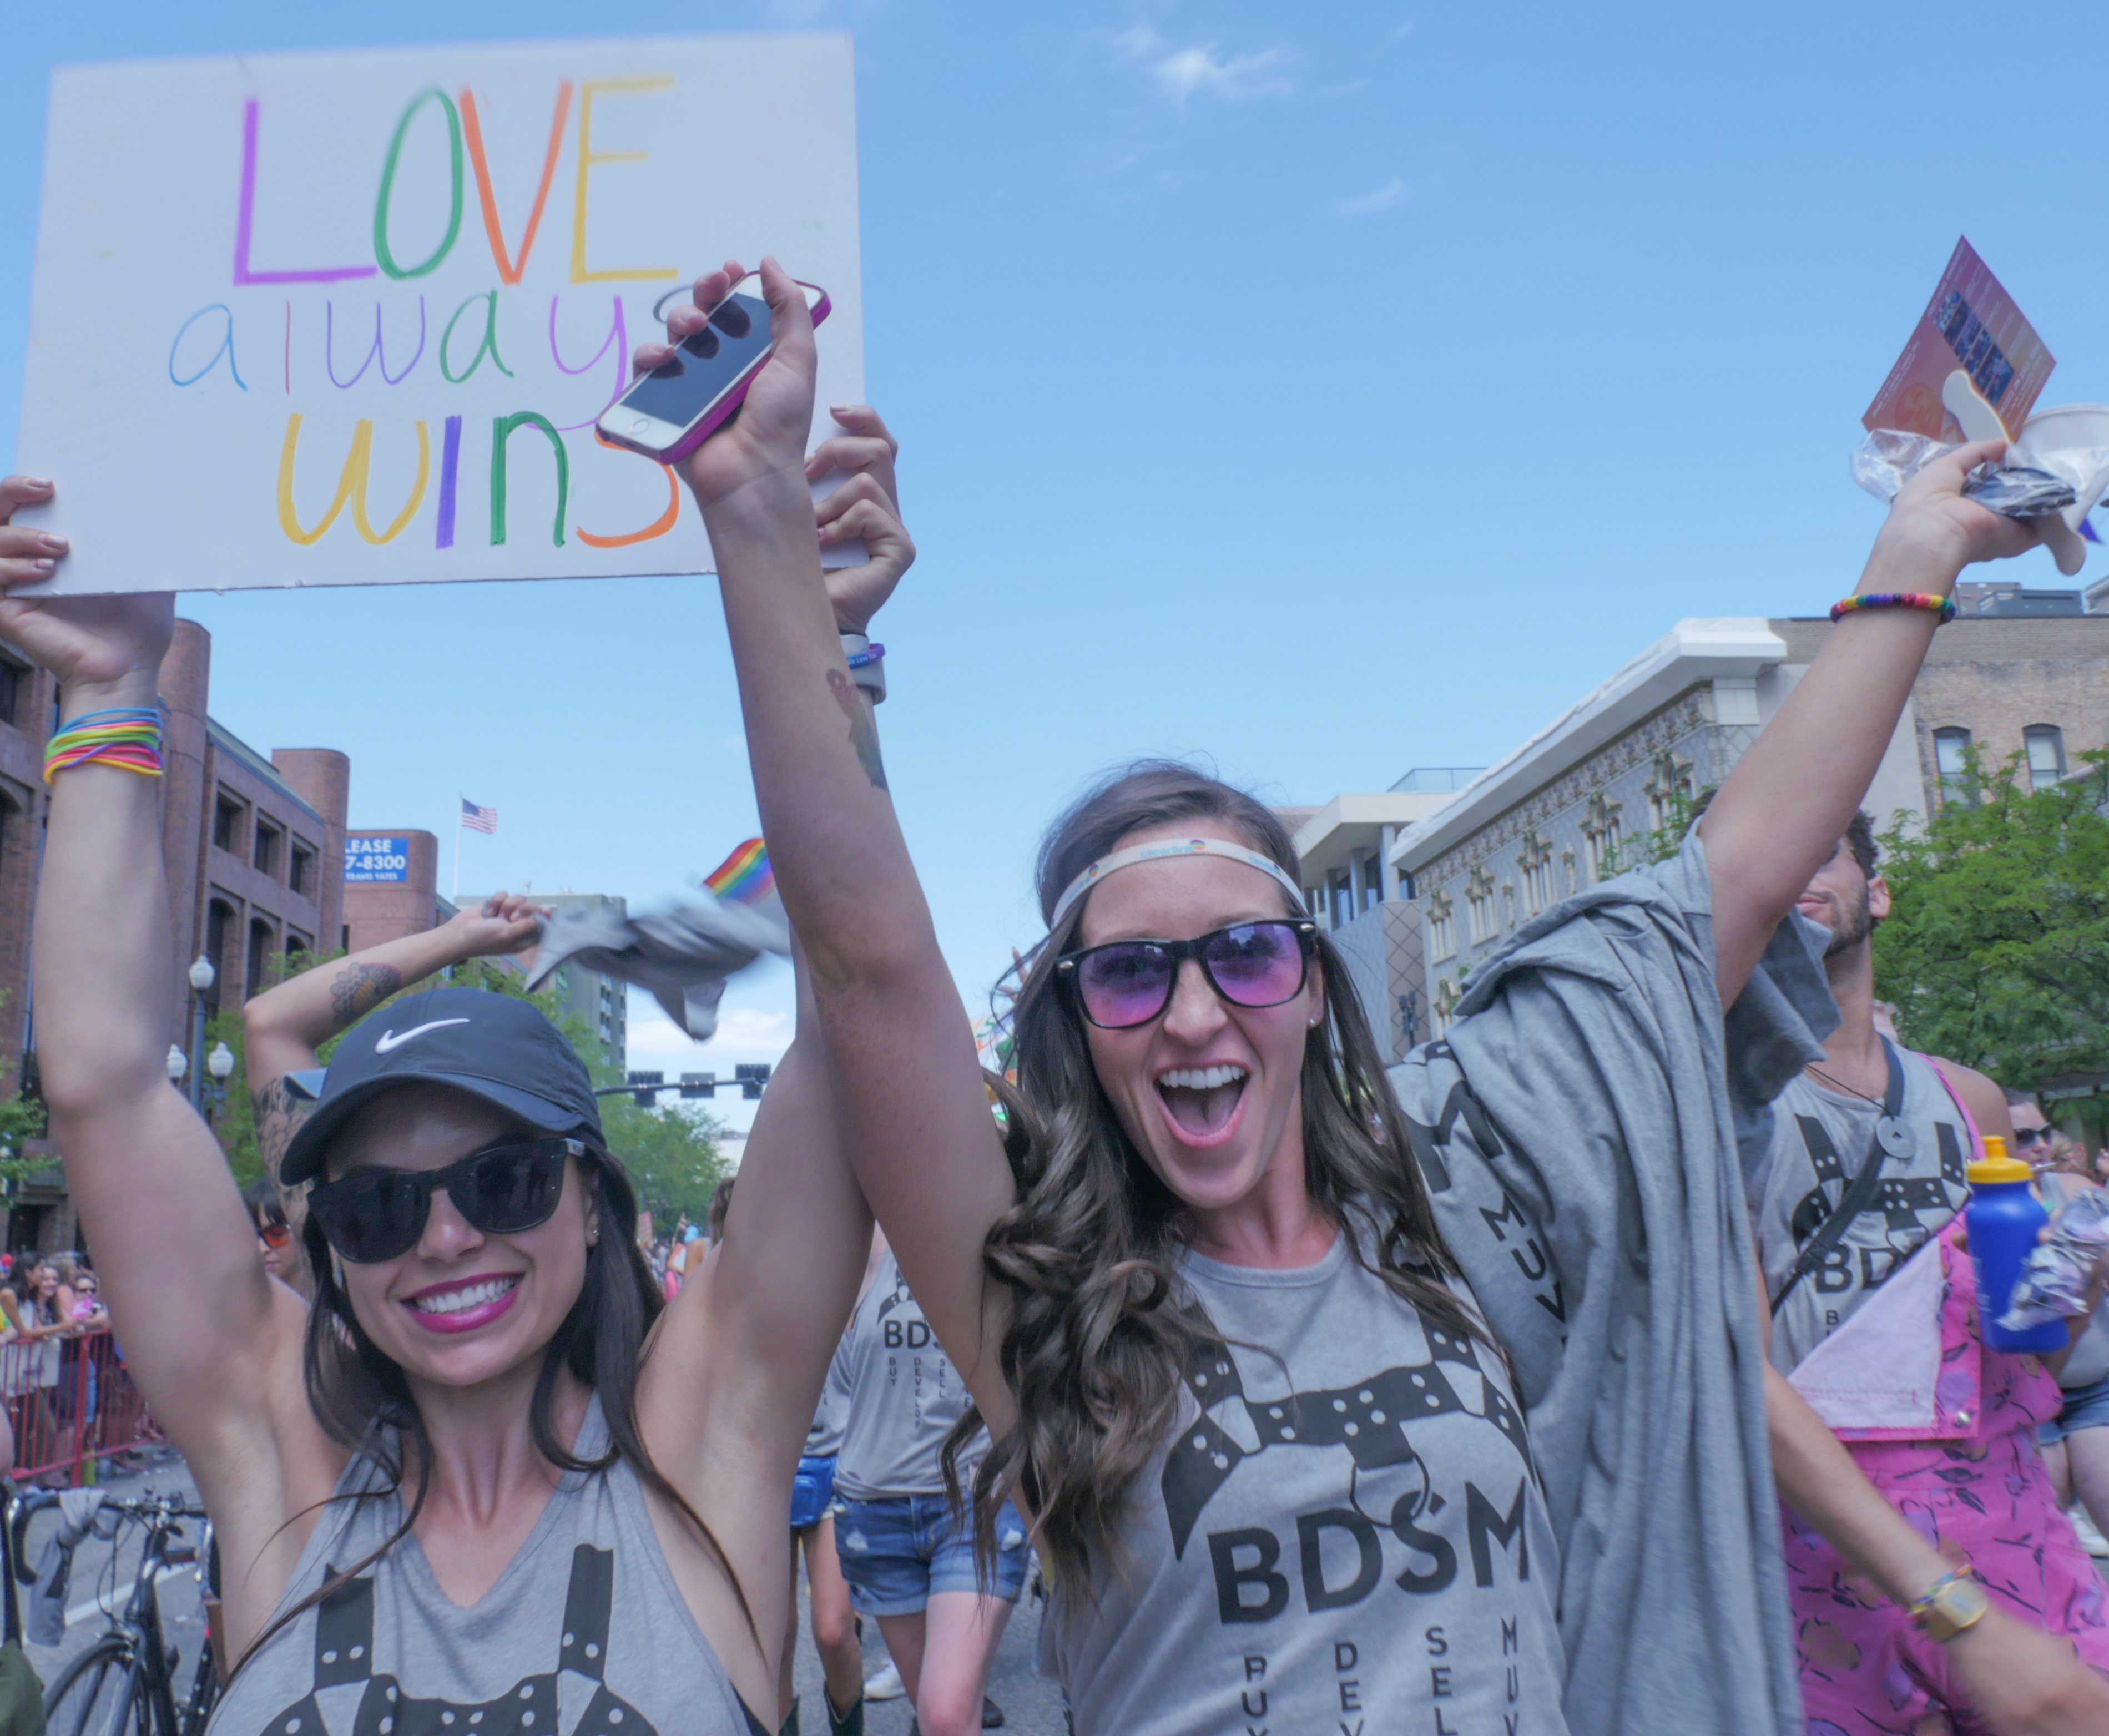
{"left": 0, "top": 257, "right": 2106, "bottom": 1736}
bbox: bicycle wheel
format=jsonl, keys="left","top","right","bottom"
{"left": 43, "top": 1634, "right": 147, "bottom": 1736}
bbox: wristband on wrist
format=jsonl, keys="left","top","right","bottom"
{"left": 44, "top": 706, "right": 165, "bottom": 784}
{"left": 1906, "top": 1568, "right": 1990, "bottom": 1643}
{"left": 1829, "top": 591, "right": 1958, "bottom": 625}
{"left": 840, "top": 632, "right": 886, "bottom": 704}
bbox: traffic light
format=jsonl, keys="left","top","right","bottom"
{"left": 679, "top": 1072, "right": 716, "bottom": 1100}
{"left": 626, "top": 1069, "right": 664, "bottom": 1108}
{"left": 736, "top": 1063, "right": 773, "bottom": 1101}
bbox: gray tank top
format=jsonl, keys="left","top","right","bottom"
{"left": 1748, "top": 1049, "right": 1972, "bottom": 1374}
{"left": 208, "top": 1397, "right": 765, "bottom": 1736}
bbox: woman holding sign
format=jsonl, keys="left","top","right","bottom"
{"left": 654, "top": 259, "right": 2108, "bottom": 1736}
{"left": 0, "top": 458, "right": 910, "bottom": 1736}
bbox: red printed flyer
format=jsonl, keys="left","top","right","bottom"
{"left": 1863, "top": 238, "right": 2055, "bottom": 441}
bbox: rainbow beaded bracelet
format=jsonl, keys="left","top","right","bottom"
{"left": 1830, "top": 591, "right": 1958, "bottom": 626}
{"left": 43, "top": 706, "right": 165, "bottom": 784}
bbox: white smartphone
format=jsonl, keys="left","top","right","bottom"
{"left": 596, "top": 274, "right": 831, "bottom": 462}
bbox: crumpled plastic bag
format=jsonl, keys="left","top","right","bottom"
{"left": 2000, "top": 1188, "right": 2109, "bottom": 1332}
{"left": 1851, "top": 428, "right": 2078, "bottom": 516}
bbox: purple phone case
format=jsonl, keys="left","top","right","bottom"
{"left": 599, "top": 282, "right": 833, "bottom": 464}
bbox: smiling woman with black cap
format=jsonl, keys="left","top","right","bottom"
{"left": 0, "top": 425, "right": 912, "bottom": 1736}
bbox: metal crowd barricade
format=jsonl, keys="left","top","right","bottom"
{"left": 3, "top": 1326, "right": 162, "bottom": 1486}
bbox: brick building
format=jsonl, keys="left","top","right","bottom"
{"left": 344, "top": 829, "right": 455, "bottom": 952}
{"left": 0, "top": 619, "right": 352, "bottom": 1250}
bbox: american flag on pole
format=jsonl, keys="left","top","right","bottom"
{"left": 460, "top": 798, "right": 498, "bottom": 835}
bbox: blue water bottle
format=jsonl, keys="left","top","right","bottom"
{"left": 1967, "top": 1136, "right": 2067, "bottom": 1355}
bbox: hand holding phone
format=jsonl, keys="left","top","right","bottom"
{"left": 601, "top": 268, "right": 830, "bottom": 463}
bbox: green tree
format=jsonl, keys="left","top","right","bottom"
{"left": 1873, "top": 747, "right": 2109, "bottom": 1093}
{"left": 0, "top": 988, "right": 50, "bottom": 1192}
{"left": 205, "top": 952, "right": 729, "bottom": 1215}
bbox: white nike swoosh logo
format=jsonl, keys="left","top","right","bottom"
{"left": 374, "top": 1018, "right": 471, "bottom": 1054}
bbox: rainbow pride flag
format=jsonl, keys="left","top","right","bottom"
{"left": 704, "top": 837, "right": 775, "bottom": 906}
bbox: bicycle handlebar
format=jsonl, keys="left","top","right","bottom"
{"left": 9, "top": 1488, "right": 209, "bottom": 1583}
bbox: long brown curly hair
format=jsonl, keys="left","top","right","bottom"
{"left": 945, "top": 761, "right": 1493, "bottom": 1594}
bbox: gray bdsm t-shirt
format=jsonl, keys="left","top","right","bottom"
{"left": 1041, "top": 1228, "right": 1565, "bottom": 1736}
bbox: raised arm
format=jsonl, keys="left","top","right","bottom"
{"left": 0, "top": 478, "right": 332, "bottom": 1587}
{"left": 1701, "top": 441, "right": 2039, "bottom": 1006}
{"left": 639, "top": 946, "right": 877, "bottom": 1699}
{"left": 244, "top": 895, "right": 543, "bottom": 1172}
{"left": 641, "top": 262, "right": 1020, "bottom": 1436}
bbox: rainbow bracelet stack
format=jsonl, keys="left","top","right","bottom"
{"left": 43, "top": 706, "right": 165, "bottom": 784}
{"left": 1830, "top": 591, "right": 1958, "bottom": 626}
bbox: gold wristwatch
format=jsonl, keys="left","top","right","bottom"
{"left": 1908, "top": 1570, "right": 1990, "bottom": 1643}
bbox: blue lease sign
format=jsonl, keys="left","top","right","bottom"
{"left": 345, "top": 836, "right": 411, "bottom": 883}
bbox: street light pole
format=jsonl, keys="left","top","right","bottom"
{"left": 186, "top": 954, "right": 216, "bottom": 1112}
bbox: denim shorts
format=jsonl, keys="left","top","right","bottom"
{"left": 790, "top": 1455, "right": 838, "bottom": 1531}
{"left": 831, "top": 1493, "right": 1029, "bottom": 1616}
{"left": 2040, "top": 1372, "right": 2109, "bottom": 1444}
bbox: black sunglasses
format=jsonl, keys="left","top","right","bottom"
{"left": 1056, "top": 920, "right": 1318, "bottom": 1031}
{"left": 307, "top": 1136, "right": 587, "bottom": 1265}
{"left": 2014, "top": 1126, "right": 2052, "bottom": 1148}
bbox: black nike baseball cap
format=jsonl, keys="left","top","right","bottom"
{"left": 278, "top": 986, "right": 603, "bottom": 1187}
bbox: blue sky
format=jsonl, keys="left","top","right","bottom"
{"left": 8, "top": 0, "right": 2109, "bottom": 1132}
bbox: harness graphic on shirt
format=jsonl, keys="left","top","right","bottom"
{"left": 255, "top": 1543, "right": 653, "bottom": 1736}
{"left": 1161, "top": 1313, "right": 1533, "bottom": 1563}
{"left": 1787, "top": 1114, "right": 1969, "bottom": 1296}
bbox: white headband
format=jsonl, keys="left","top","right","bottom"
{"left": 1048, "top": 837, "right": 1309, "bottom": 931}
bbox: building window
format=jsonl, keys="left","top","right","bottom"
{"left": 1646, "top": 751, "right": 1695, "bottom": 832}
{"left": 1933, "top": 727, "right": 1974, "bottom": 801}
{"left": 289, "top": 838, "right": 316, "bottom": 899}
{"left": 1432, "top": 976, "right": 1459, "bottom": 1038}
{"left": 204, "top": 900, "right": 235, "bottom": 1016}
{"left": 1519, "top": 830, "right": 1554, "bottom": 917}
{"left": 0, "top": 657, "right": 25, "bottom": 729}
{"left": 2024, "top": 724, "right": 2066, "bottom": 787}
{"left": 1465, "top": 864, "right": 1496, "bottom": 945}
{"left": 1426, "top": 891, "right": 1456, "bottom": 963}
{"left": 213, "top": 794, "right": 245, "bottom": 854}
{"left": 253, "top": 819, "right": 282, "bottom": 879}
{"left": 286, "top": 930, "right": 311, "bottom": 962}
{"left": 1501, "top": 883, "right": 1518, "bottom": 931}
{"left": 1562, "top": 849, "right": 1578, "bottom": 895}
{"left": 246, "top": 917, "right": 276, "bottom": 1000}
{"left": 1583, "top": 793, "right": 1624, "bottom": 882}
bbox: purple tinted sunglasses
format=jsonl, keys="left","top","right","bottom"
{"left": 1056, "top": 920, "right": 1319, "bottom": 1030}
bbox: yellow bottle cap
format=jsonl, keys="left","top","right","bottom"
{"left": 1967, "top": 1135, "right": 2031, "bottom": 1184}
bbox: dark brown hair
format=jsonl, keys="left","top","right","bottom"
{"left": 945, "top": 761, "right": 1493, "bottom": 1593}
{"left": 1691, "top": 787, "right": 1879, "bottom": 881}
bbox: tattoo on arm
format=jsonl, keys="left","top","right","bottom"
{"left": 827, "top": 668, "right": 888, "bottom": 792}
{"left": 329, "top": 962, "right": 403, "bottom": 1025}
{"left": 250, "top": 1076, "right": 315, "bottom": 1174}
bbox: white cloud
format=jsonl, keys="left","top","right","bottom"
{"left": 1114, "top": 26, "right": 1298, "bottom": 106}
{"left": 1336, "top": 177, "right": 1407, "bottom": 216}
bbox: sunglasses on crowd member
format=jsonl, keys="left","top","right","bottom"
{"left": 257, "top": 1221, "right": 293, "bottom": 1250}
{"left": 306, "top": 1137, "right": 588, "bottom": 1265}
{"left": 1057, "top": 920, "right": 1319, "bottom": 1031}
{"left": 2014, "top": 1126, "right": 2052, "bottom": 1149}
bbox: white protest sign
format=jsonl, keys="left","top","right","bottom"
{"left": 14, "top": 34, "right": 862, "bottom": 596}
